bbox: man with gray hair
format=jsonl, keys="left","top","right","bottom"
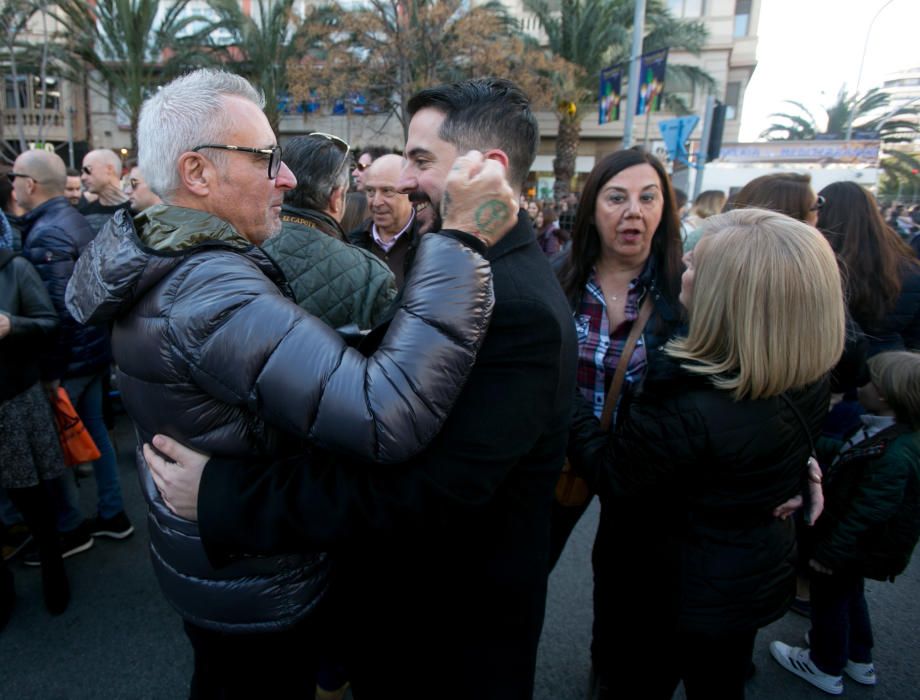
{"left": 261, "top": 133, "right": 395, "bottom": 330}
{"left": 78, "top": 148, "right": 129, "bottom": 235}
{"left": 66, "top": 68, "right": 516, "bottom": 698}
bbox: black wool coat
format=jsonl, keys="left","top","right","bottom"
{"left": 199, "top": 213, "right": 578, "bottom": 699}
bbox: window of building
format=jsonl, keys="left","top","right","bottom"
{"left": 3, "top": 75, "right": 60, "bottom": 112}
{"left": 724, "top": 81, "right": 741, "bottom": 120}
{"left": 734, "top": 0, "right": 751, "bottom": 37}
{"left": 668, "top": 0, "right": 705, "bottom": 17}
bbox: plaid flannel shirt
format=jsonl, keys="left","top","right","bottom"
{"left": 574, "top": 270, "right": 647, "bottom": 420}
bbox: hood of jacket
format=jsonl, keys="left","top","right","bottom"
{"left": 66, "top": 204, "right": 281, "bottom": 325}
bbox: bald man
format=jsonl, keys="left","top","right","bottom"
{"left": 348, "top": 154, "right": 418, "bottom": 288}
{"left": 79, "top": 148, "right": 129, "bottom": 235}
{"left": 15, "top": 150, "right": 131, "bottom": 557}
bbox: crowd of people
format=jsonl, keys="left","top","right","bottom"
{"left": 1, "top": 68, "right": 919, "bottom": 700}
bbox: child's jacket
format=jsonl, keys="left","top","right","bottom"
{"left": 815, "top": 425, "right": 920, "bottom": 581}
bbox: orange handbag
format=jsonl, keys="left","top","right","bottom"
{"left": 50, "top": 386, "right": 101, "bottom": 466}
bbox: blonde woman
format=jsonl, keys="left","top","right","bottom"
{"left": 682, "top": 189, "right": 726, "bottom": 251}
{"left": 570, "top": 209, "right": 845, "bottom": 698}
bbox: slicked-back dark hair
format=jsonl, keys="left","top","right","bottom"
{"left": 818, "top": 180, "right": 920, "bottom": 325}
{"left": 558, "top": 147, "right": 683, "bottom": 306}
{"left": 283, "top": 134, "right": 351, "bottom": 212}
{"left": 407, "top": 77, "right": 538, "bottom": 191}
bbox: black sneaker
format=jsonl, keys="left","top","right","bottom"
{"left": 22, "top": 524, "right": 95, "bottom": 566}
{"left": 87, "top": 511, "right": 134, "bottom": 540}
{"left": 2, "top": 524, "right": 33, "bottom": 561}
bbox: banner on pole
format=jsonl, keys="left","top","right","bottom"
{"left": 598, "top": 65, "right": 623, "bottom": 125}
{"left": 636, "top": 49, "right": 668, "bottom": 116}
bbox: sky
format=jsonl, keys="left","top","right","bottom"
{"left": 738, "top": 0, "right": 920, "bottom": 141}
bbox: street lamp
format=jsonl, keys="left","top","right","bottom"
{"left": 844, "top": 0, "right": 897, "bottom": 141}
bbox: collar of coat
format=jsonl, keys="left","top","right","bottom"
{"left": 280, "top": 205, "right": 344, "bottom": 241}
{"left": 137, "top": 204, "right": 252, "bottom": 252}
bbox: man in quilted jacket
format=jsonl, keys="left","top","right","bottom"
{"left": 261, "top": 134, "right": 395, "bottom": 330}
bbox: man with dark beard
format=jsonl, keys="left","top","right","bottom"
{"left": 147, "top": 78, "right": 577, "bottom": 699}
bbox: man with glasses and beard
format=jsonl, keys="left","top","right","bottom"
{"left": 66, "top": 68, "right": 516, "bottom": 699}
{"left": 145, "top": 77, "right": 577, "bottom": 699}
{"left": 261, "top": 133, "right": 396, "bottom": 330}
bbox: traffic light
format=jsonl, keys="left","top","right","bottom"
{"left": 707, "top": 100, "right": 726, "bottom": 163}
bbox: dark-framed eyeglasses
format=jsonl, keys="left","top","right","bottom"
{"left": 809, "top": 195, "right": 826, "bottom": 212}
{"left": 81, "top": 165, "right": 92, "bottom": 176}
{"left": 309, "top": 131, "right": 351, "bottom": 175}
{"left": 7, "top": 172, "right": 37, "bottom": 183}
{"left": 191, "top": 143, "right": 283, "bottom": 180}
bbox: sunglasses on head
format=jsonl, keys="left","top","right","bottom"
{"left": 309, "top": 132, "right": 351, "bottom": 175}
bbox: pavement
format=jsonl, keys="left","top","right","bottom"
{"left": 2, "top": 414, "right": 919, "bottom": 699}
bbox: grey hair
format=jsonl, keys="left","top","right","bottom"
{"left": 282, "top": 134, "right": 351, "bottom": 212}
{"left": 138, "top": 69, "right": 265, "bottom": 201}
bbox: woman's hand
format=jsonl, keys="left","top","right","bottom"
{"left": 772, "top": 457, "right": 824, "bottom": 525}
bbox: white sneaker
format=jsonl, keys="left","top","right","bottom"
{"left": 844, "top": 659, "right": 877, "bottom": 686}
{"left": 770, "top": 641, "right": 844, "bottom": 695}
{"left": 803, "top": 630, "right": 877, "bottom": 685}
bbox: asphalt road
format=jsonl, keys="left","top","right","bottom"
{"left": 2, "top": 415, "right": 919, "bottom": 699}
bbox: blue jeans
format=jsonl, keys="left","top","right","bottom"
{"left": 809, "top": 571, "right": 873, "bottom": 676}
{"left": 52, "top": 372, "right": 124, "bottom": 529}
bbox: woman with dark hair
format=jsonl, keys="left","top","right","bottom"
{"left": 535, "top": 204, "right": 566, "bottom": 257}
{"left": 818, "top": 181, "right": 920, "bottom": 355}
{"left": 730, "top": 172, "right": 822, "bottom": 226}
{"left": 551, "top": 147, "right": 684, "bottom": 698}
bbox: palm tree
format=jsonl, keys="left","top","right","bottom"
{"left": 290, "top": 0, "right": 560, "bottom": 139}
{"left": 51, "top": 0, "right": 210, "bottom": 153}
{"left": 761, "top": 87, "right": 919, "bottom": 142}
{"left": 206, "top": 0, "right": 304, "bottom": 136}
{"left": 524, "top": 0, "right": 714, "bottom": 197}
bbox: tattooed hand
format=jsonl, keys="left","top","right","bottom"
{"left": 441, "top": 151, "right": 517, "bottom": 247}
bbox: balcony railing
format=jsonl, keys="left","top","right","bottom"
{"left": 3, "top": 109, "right": 65, "bottom": 128}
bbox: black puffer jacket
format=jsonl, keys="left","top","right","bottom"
{"left": 20, "top": 196, "right": 109, "bottom": 380}
{"left": 857, "top": 263, "right": 920, "bottom": 355}
{"left": 572, "top": 353, "right": 830, "bottom": 635}
{"left": 66, "top": 205, "right": 494, "bottom": 633}
{"left": 0, "top": 251, "right": 59, "bottom": 401}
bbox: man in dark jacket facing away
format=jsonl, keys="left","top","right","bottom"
{"left": 13, "top": 150, "right": 130, "bottom": 552}
{"left": 262, "top": 134, "right": 395, "bottom": 330}
{"left": 147, "top": 78, "right": 578, "bottom": 700}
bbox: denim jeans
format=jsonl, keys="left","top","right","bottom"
{"left": 51, "top": 372, "right": 124, "bottom": 528}
{"left": 809, "top": 571, "right": 874, "bottom": 676}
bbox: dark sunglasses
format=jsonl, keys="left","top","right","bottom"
{"left": 81, "top": 165, "right": 92, "bottom": 175}
{"left": 309, "top": 132, "right": 351, "bottom": 175}
{"left": 809, "top": 195, "right": 826, "bottom": 212}
{"left": 7, "top": 172, "right": 37, "bottom": 183}
{"left": 192, "top": 143, "right": 283, "bottom": 179}
{"left": 354, "top": 161, "right": 370, "bottom": 172}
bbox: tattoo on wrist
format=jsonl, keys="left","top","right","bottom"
{"left": 441, "top": 190, "right": 452, "bottom": 219}
{"left": 474, "top": 200, "right": 510, "bottom": 238}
